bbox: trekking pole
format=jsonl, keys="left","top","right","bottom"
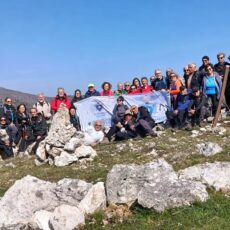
{"left": 212, "top": 66, "right": 230, "bottom": 128}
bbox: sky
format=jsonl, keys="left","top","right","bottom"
{"left": 0, "top": 0, "right": 229, "bottom": 96}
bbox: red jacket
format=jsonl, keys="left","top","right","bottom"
{"left": 141, "top": 85, "right": 152, "bottom": 93}
{"left": 51, "top": 94, "right": 71, "bottom": 112}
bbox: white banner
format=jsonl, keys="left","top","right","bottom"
{"left": 74, "top": 92, "right": 171, "bottom": 131}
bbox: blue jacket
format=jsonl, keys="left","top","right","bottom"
{"left": 176, "top": 93, "right": 191, "bottom": 111}
{"left": 84, "top": 90, "right": 100, "bottom": 98}
{"left": 202, "top": 72, "right": 222, "bottom": 99}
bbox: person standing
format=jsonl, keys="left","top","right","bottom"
{"left": 51, "top": 88, "right": 71, "bottom": 113}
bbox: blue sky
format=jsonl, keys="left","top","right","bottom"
{"left": 0, "top": 0, "right": 229, "bottom": 96}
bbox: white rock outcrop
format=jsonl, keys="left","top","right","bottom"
{"left": 33, "top": 107, "right": 97, "bottom": 166}
{"left": 106, "top": 159, "right": 209, "bottom": 212}
{"left": 0, "top": 175, "right": 106, "bottom": 229}
{"left": 179, "top": 161, "right": 230, "bottom": 192}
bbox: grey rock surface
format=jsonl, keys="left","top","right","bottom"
{"left": 196, "top": 142, "right": 223, "bottom": 156}
{"left": 49, "top": 204, "right": 85, "bottom": 230}
{"left": 0, "top": 175, "right": 106, "bottom": 229}
{"left": 106, "top": 159, "right": 178, "bottom": 206}
{"left": 179, "top": 161, "right": 230, "bottom": 192}
{"left": 138, "top": 179, "right": 208, "bottom": 212}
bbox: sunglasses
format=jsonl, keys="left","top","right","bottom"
{"left": 218, "top": 56, "right": 224, "bottom": 59}
{"left": 6, "top": 101, "right": 12, "bottom": 103}
{"left": 125, "top": 85, "right": 130, "bottom": 87}
{"left": 0, "top": 119, "right": 6, "bottom": 121}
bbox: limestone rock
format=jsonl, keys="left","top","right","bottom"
{"left": 30, "top": 210, "right": 52, "bottom": 230}
{"left": 79, "top": 182, "right": 106, "bottom": 214}
{"left": 36, "top": 140, "right": 47, "bottom": 161}
{"left": 138, "top": 180, "right": 208, "bottom": 212}
{"left": 55, "top": 178, "right": 93, "bottom": 207}
{"left": 106, "top": 159, "right": 178, "bottom": 206}
{"left": 49, "top": 204, "right": 85, "bottom": 230}
{"left": 196, "top": 142, "right": 223, "bottom": 156}
{"left": 74, "top": 145, "right": 97, "bottom": 159}
{"left": 179, "top": 161, "right": 230, "bottom": 192}
{"left": 54, "top": 151, "right": 78, "bottom": 167}
{"left": 64, "top": 137, "right": 82, "bottom": 152}
{"left": 0, "top": 175, "right": 105, "bottom": 229}
{"left": 0, "top": 175, "right": 58, "bottom": 228}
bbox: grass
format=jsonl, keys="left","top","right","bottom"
{"left": 83, "top": 192, "right": 230, "bottom": 230}
{"left": 0, "top": 118, "right": 230, "bottom": 229}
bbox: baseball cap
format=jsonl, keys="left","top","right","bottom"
{"left": 88, "top": 83, "right": 94, "bottom": 88}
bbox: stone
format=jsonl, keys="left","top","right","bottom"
{"left": 48, "top": 147, "right": 62, "bottom": 157}
{"left": 0, "top": 175, "right": 104, "bottom": 229}
{"left": 0, "top": 175, "right": 58, "bottom": 228}
{"left": 79, "top": 182, "right": 106, "bottom": 214}
{"left": 179, "top": 161, "right": 230, "bottom": 192}
{"left": 74, "top": 145, "right": 97, "bottom": 159}
{"left": 196, "top": 142, "right": 223, "bottom": 156}
{"left": 54, "top": 151, "right": 78, "bottom": 166}
{"left": 138, "top": 179, "right": 208, "bottom": 212}
{"left": 49, "top": 204, "right": 85, "bottom": 230}
{"left": 106, "top": 159, "right": 178, "bottom": 206}
{"left": 36, "top": 140, "right": 47, "bottom": 161}
{"left": 64, "top": 137, "right": 82, "bottom": 152}
{"left": 29, "top": 210, "right": 52, "bottom": 230}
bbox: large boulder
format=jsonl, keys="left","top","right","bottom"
{"left": 0, "top": 175, "right": 106, "bottom": 229}
{"left": 106, "top": 159, "right": 178, "bottom": 206}
{"left": 138, "top": 180, "right": 208, "bottom": 212}
{"left": 179, "top": 161, "right": 230, "bottom": 192}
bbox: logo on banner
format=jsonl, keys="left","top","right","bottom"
{"left": 95, "top": 104, "right": 103, "bottom": 111}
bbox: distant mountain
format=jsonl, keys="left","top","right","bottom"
{"left": 0, "top": 87, "right": 52, "bottom": 108}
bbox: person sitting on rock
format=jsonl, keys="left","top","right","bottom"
{"left": 188, "top": 87, "right": 211, "bottom": 127}
{"left": 51, "top": 87, "right": 71, "bottom": 113}
{"left": 69, "top": 107, "right": 81, "bottom": 131}
{"left": 25, "top": 108, "right": 48, "bottom": 154}
{"left": 0, "top": 116, "right": 13, "bottom": 159}
{"left": 114, "top": 110, "right": 137, "bottom": 141}
{"left": 84, "top": 120, "right": 104, "bottom": 146}
{"left": 112, "top": 96, "right": 129, "bottom": 124}
{"left": 130, "top": 105, "right": 156, "bottom": 137}
{"left": 106, "top": 96, "right": 129, "bottom": 141}
{"left": 171, "top": 86, "right": 192, "bottom": 130}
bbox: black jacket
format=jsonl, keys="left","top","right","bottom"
{"left": 189, "top": 93, "right": 208, "bottom": 111}
{"left": 29, "top": 114, "right": 48, "bottom": 138}
{"left": 70, "top": 115, "right": 81, "bottom": 131}
{"left": 214, "top": 62, "right": 230, "bottom": 76}
{"left": 134, "top": 106, "right": 155, "bottom": 124}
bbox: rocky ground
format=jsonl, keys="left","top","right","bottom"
{"left": 0, "top": 115, "right": 230, "bottom": 229}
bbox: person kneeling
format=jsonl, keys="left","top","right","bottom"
{"left": 131, "top": 105, "right": 156, "bottom": 137}
{"left": 115, "top": 110, "right": 137, "bottom": 141}
{"left": 188, "top": 87, "right": 211, "bottom": 127}
{"left": 25, "top": 108, "right": 48, "bottom": 154}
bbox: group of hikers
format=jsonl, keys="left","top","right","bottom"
{"left": 0, "top": 52, "right": 230, "bottom": 159}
